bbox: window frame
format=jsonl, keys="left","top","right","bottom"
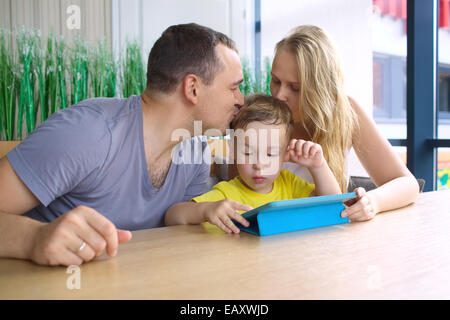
{"left": 439, "top": 64, "right": 450, "bottom": 120}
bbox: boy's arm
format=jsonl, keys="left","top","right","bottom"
{"left": 166, "top": 188, "right": 227, "bottom": 226}
{"left": 308, "top": 161, "right": 341, "bottom": 196}
{"left": 286, "top": 139, "right": 341, "bottom": 196}
{"left": 165, "top": 199, "right": 252, "bottom": 234}
{"left": 165, "top": 201, "right": 212, "bottom": 225}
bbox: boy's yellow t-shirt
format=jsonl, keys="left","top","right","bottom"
{"left": 192, "top": 169, "right": 315, "bottom": 233}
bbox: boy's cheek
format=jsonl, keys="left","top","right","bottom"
{"left": 261, "top": 160, "right": 282, "bottom": 176}
{"left": 236, "top": 164, "right": 252, "bottom": 179}
{"left": 238, "top": 165, "right": 267, "bottom": 184}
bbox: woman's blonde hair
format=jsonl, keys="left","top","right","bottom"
{"left": 275, "top": 25, "right": 358, "bottom": 192}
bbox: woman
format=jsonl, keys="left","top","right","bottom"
{"left": 268, "top": 25, "right": 419, "bottom": 222}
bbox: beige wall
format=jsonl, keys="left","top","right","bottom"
{"left": 0, "top": 0, "right": 112, "bottom": 45}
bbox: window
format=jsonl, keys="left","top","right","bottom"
{"left": 373, "top": 55, "right": 450, "bottom": 121}
{"left": 372, "top": 54, "right": 407, "bottom": 121}
{"left": 373, "top": 56, "right": 389, "bottom": 118}
{"left": 439, "top": 66, "right": 450, "bottom": 118}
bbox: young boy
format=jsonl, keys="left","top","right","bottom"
{"left": 165, "top": 94, "right": 341, "bottom": 234}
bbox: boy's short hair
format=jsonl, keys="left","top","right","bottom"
{"left": 231, "top": 93, "right": 294, "bottom": 141}
{"left": 146, "top": 23, "right": 237, "bottom": 94}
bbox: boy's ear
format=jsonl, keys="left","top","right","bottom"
{"left": 183, "top": 74, "right": 200, "bottom": 105}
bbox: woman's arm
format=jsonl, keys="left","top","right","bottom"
{"left": 343, "top": 97, "right": 420, "bottom": 220}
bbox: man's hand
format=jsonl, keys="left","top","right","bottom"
{"left": 202, "top": 200, "right": 253, "bottom": 234}
{"left": 29, "top": 205, "right": 132, "bottom": 266}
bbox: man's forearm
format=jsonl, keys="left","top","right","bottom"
{"left": 0, "top": 211, "right": 43, "bottom": 260}
{"left": 164, "top": 201, "right": 209, "bottom": 226}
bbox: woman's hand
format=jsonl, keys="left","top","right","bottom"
{"left": 341, "top": 187, "right": 378, "bottom": 222}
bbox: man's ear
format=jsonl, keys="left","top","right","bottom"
{"left": 183, "top": 74, "right": 200, "bottom": 105}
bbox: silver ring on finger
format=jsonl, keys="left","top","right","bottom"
{"left": 77, "top": 241, "right": 87, "bottom": 253}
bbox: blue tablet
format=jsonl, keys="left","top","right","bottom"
{"left": 235, "top": 192, "right": 357, "bottom": 236}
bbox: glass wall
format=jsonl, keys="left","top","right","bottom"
{"left": 372, "top": 0, "right": 450, "bottom": 190}
{"left": 438, "top": 0, "right": 450, "bottom": 189}
{"left": 371, "top": 0, "right": 407, "bottom": 139}
{"left": 438, "top": 148, "right": 450, "bottom": 190}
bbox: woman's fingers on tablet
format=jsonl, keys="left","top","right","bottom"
{"left": 342, "top": 189, "right": 376, "bottom": 222}
{"left": 343, "top": 187, "right": 365, "bottom": 209}
{"left": 348, "top": 206, "right": 375, "bottom": 222}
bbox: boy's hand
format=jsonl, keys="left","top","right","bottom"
{"left": 202, "top": 200, "right": 253, "bottom": 234}
{"left": 286, "top": 139, "right": 324, "bottom": 168}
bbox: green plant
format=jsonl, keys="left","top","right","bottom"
{"left": 89, "top": 39, "right": 117, "bottom": 98}
{"left": 44, "top": 33, "right": 58, "bottom": 119}
{"left": 240, "top": 57, "right": 253, "bottom": 96}
{"left": 16, "top": 27, "right": 36, "bottom": 137}
{"left": 121, "top": 39, "right": 146, "bottom": 98}
{"left": 239, "top": 57, "right": 272, "bottom": 96}
{"left": 70, "top": 35, "right": 89, "bottom": 105}
{"left": 262, "top": 56, "right": 272, "bottom": 95}
{"left": 55, "top": 36, "right": 67, "bottom": 110}
{"left": 33, "top": 31, "right": 47, "bottom": 124}
{"left": 0, "top": 28, "right": 16, "bottom": 140}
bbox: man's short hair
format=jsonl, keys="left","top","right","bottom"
{"left": 146, "top": 23, "right": 237, "bottom": 94}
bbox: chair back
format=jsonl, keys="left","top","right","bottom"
{"left": 348, "top": 176, "right": 425, "bottom": 193}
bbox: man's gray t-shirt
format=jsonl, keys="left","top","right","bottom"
{"left": 7, "top": 95, "right": 211, "bottom": 230}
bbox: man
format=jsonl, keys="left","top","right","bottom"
{"left": 0, "top": 23, "right": 247, "bottom": 266}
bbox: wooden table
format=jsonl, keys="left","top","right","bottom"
{"left": 1, "top": 190, "right": 450, "bottom": 300}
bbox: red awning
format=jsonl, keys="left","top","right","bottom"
{"left": 372, "top": 0, "right": 450, "bottom": 32}
{"left": 373, "top": 0, "right": 449, "bottom": 29}
{"left": 441, "top": 0, "right": 449, "bottom": 28}
{"left": 400, "top": 0, "right": 406, "bottom": 19}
